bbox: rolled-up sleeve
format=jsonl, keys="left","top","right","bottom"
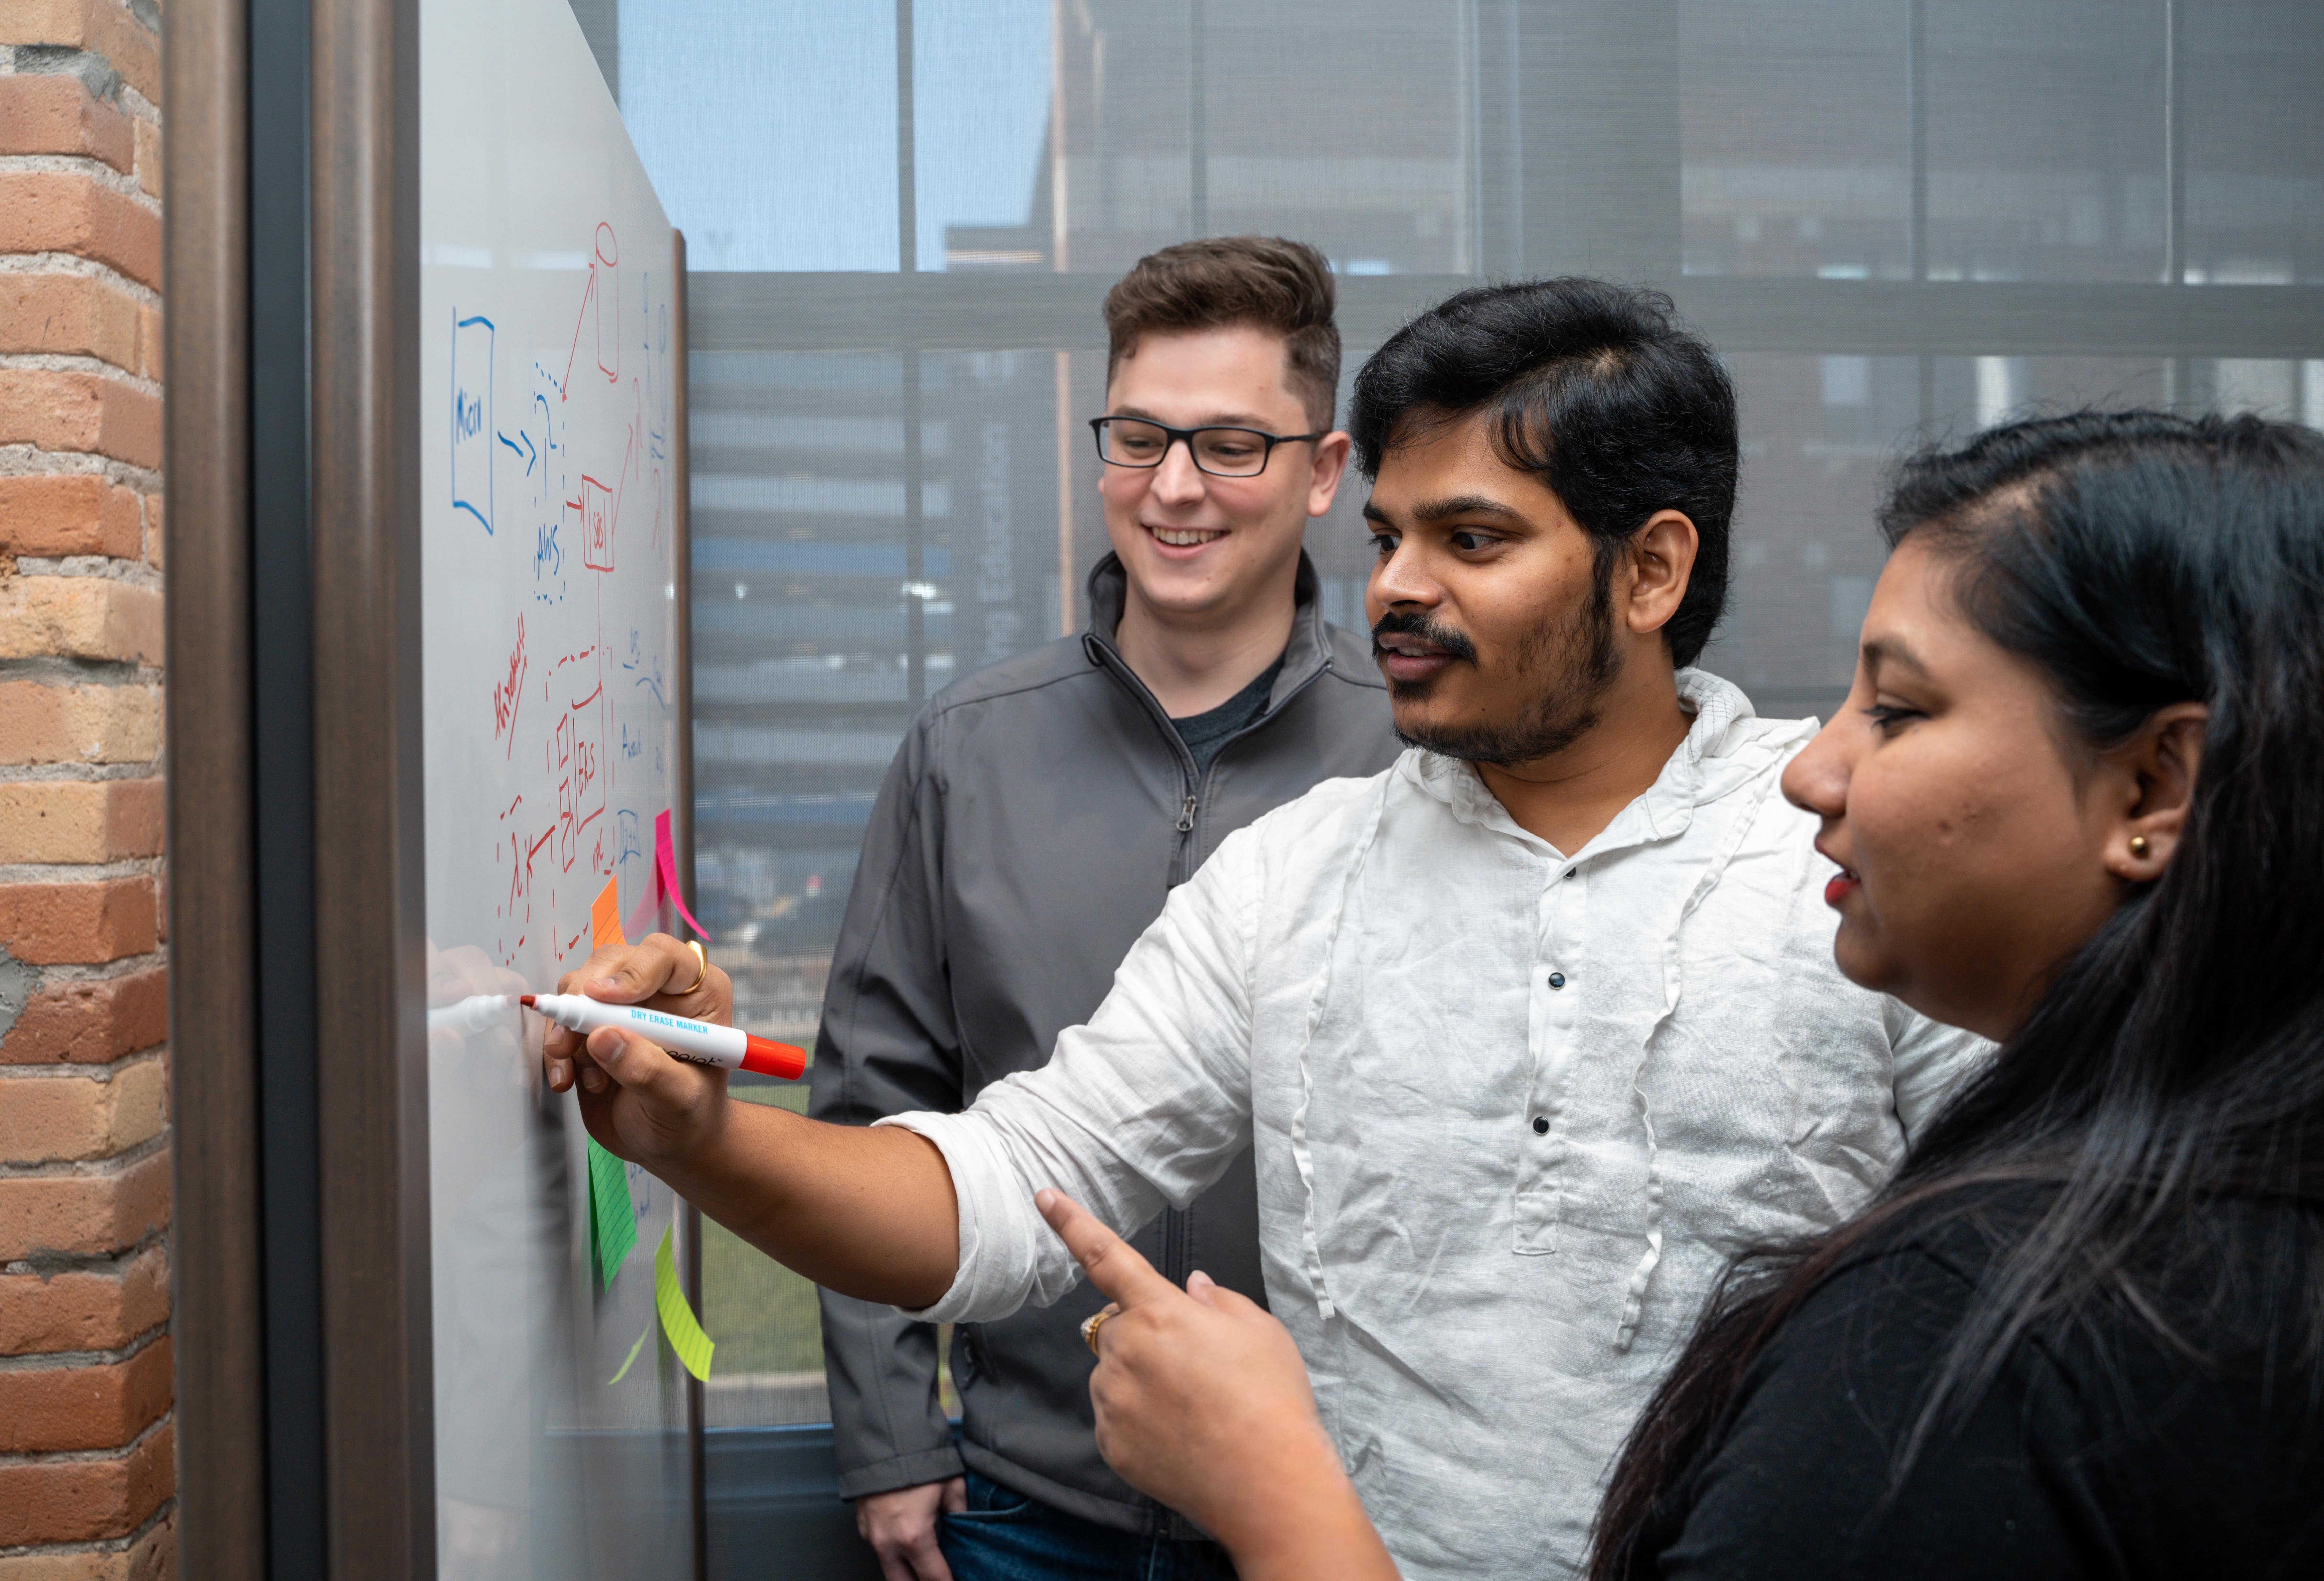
{"left": 878, "top": 821, "right": 1266, "bottom": 1323}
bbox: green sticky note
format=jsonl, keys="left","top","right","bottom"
{"left": 653, "top": 1224, "right": 715, "bottom": 1382}
{"left": 588, "top": 1139, "right": 637, "bottom": 1288}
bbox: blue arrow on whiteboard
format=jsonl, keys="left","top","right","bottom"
{"left": 499, "top": 430, "right": 537, "bottom": 475}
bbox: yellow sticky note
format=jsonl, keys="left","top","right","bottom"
{"left": 653, "top": 1223, "right": 715, "bottom": 1382}
{"left": 591, "top": 876, "right": 625, "bottom": 952}
{"left": 607, "top": 1315, "right": 652, "bottom": 1386}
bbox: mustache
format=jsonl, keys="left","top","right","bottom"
{"left": 1370, "top": 609, "right": 1477, "bottom": 665}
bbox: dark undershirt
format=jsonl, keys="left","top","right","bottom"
{"left": 1630, "top": 1188, "right": 2324, "bottom": 1581}
{"left": 1169, "top": 653, "right": 1285, "bottom": 778}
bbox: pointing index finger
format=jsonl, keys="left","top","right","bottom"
{"left": 1036, "top": 1189, "right": 1177, "bottom": 1310}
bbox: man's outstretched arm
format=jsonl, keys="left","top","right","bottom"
{"left": 540, "top": 931, "right": 961, "bottom": 1309}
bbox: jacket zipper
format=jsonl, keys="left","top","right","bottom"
{"left": 1081, "top": 628, "right": 1334, "bottom": 1535}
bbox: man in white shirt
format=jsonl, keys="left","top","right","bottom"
{"left": 544, "top": 277, "right": 1988, "bottom": 1581}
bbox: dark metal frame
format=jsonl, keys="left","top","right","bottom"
{"left": 165, "top": 0, "right": 266, "bottom": 1570}
{"left": 689, "top": 272, "right": 2324, "bottom": 361}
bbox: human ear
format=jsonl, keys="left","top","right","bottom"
{"left": 2105, "top": 701, "right": 2208, "bottom": 882}
{"left": 1306, "top": 431, "right": 1352, "bottom": 518}
{"left": 1623, "top": 510, "right": 1700, "bottom": 636}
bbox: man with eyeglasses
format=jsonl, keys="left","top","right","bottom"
{"left": 807, "top": 236, "right": 1399, "bottom": 1581}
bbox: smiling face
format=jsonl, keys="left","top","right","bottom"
{"left": 1361, "top": 410, "right": 1632, "bottom": 762}
{"left": 1098, "top": 325, "right": 1349, "bottom": 631}
{"left": 1779, "top": 535, "right": 2132, "bottom": 1039}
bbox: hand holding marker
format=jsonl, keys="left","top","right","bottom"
{"left": 523, "top": 993, "right": 807, "bottom": 1080}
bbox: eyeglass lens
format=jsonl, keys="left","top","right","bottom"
{"left": 1098, "top": 419, "right": 1272, "bottom": 477}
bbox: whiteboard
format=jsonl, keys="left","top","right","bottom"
{"left": 420, "top": 0, "right": 691, "bottom": 1575}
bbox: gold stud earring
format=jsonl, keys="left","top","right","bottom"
{"left": 2129, "top": 835, "right": 2151, "bottom": 858}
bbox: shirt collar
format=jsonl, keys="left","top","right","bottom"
{"left": 1401, "top": 669, "right": 1787, "bottom": 861}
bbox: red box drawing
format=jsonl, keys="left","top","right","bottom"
{"left": 579, "top": 474, "right": 614, "bottom": 571}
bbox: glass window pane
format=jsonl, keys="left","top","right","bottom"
{"left": 1925, "top": 0, "right": 2167, "bottom": 283}
{"left": 615, "top": 0, "right": 2324, "bottom": 1438}
{"left": 1681, "top": 0, "right": 1911, "bottom": 280}
{"left": 2184, "top": 1, "right": 2324, "bottom": 284}
{"left": 621, "top": 0, "right": 900, "bottom": 270}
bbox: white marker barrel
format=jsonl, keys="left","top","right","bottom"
{"left": 524, "top": 993, "right": 806, "bottom": 1080}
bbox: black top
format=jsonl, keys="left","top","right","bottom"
{"left": 1632, "top": 1190, "right": 2324, "bottom": 1580}
{"left": 1170, "top": 652, "right": 1287, "bottom": 777}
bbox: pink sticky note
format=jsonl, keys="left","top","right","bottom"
{"left": 654, "top": 809, "right": 712, "bottom": 943}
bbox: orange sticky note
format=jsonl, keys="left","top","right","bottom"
{"left": 591, "top": 877, "right": 625, "bottom": 952}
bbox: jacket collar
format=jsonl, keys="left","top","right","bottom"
{"left": 1403, "top": 669, "right": 1795, "bottom": 860}
{"left": 1082, "top": 549, "right": 1337, "bottom": 713}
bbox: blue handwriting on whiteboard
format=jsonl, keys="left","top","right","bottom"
{"left": 450, "top": 313, "right": 495, "bottom": 534}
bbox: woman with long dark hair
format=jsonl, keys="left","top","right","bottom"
{"left": 1033, "top": 409, "right": 2324, "bottom": 1580}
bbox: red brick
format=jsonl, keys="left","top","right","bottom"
{"left": 0, "top": 577, "right": 162, "bottom": 664}
{"left": 0, "top": 476, "right": 142, "bottom": 560}
{"left": 0, "top": 968, "right": 167, "bottom": 1066}
{"left": 0, "top": 879, "right": 158, "bottom": 965}
{"left": 0, "top": 1149, "right": 170, "bottom": 1261}
{"left": 0, "top": 681, "right": 160, "bottom": 764}
{"left": 0, "top": 1061, "right": 166, "bottom": 1162}
{"left": 0, "top": 275, "right": 145, "bottom": 375}
{"left": 132, "top": 116, "right": 160, "bottom": 202}
{"left": 0, "top": 3, "right": 162, "bottom": 110}
{"left": 0, "top": 780, "right": 164, "bottom": 864}
{"left": 0, "top": 74, "right": 133, "bottom": 174}
{"left": 0, "top": 368, "right": 161, "bottom": 469}
{"left": 135, "top": 300, "right": 158, "bottom": 381}
{"left": 0, "top": 173, "right": 159, "bottom": 293}
{"left": 0, "top": 1337, "right": 171, "bottom": 1452}
{"left": 0, "top": 1510, "right": 173, "bottom": 1580}
{"left": 0, "top": 1420, "right": 172, "bottom": 1545}
{"left": 0, "top": 1244, "right": 167, "bottom": 1354}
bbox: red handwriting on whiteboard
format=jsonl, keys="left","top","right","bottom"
{"left": 492, "top": 616, "right": 528, "bottom": 757}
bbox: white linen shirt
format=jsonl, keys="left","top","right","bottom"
{"left": 883, "top": 670, "right": 1989, "bottom": 1580}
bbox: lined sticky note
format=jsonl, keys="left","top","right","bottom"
{"left": 588, "top": 1138, "right": 638, "bottom": 1287}
{"left": 653, "top": 1223, "right": 715, "bottom": 1382}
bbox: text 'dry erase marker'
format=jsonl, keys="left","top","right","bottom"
{"left": 522, "top": 994, "right": 806, "bottom": 1081}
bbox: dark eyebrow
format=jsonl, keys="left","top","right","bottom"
{"left": 1861, "top": 636, "right": 1929, "bottom": 678}
{"left": 1361, "top": 493, "right": 1527, "bottom": 528}
{"left": 1110, "top": 404, "right": 1275, "bottom": 429}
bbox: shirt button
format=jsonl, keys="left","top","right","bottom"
{"left": 1547, "top": 971, "right": 1566, "bottom": 989}
{"left": 1532, "top": 1117, "right": 1549, "bottom": 1135}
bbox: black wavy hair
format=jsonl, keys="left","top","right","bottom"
{"left": 1592, "top": 409, "right": 2324, "bottom": 1577}
{"left": 1346, "top": 278, "right": 1737, "bottom": 668}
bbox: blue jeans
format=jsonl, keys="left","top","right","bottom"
{"left": 938, "top": 1473, "right": 1238, "bottom": 1581}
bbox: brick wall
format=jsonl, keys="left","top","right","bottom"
{"left": 0, "top": 1, "right": 174, "bottom": 1576}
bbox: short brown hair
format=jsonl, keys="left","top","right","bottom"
{"left": 1102, "top": 236, "right": 1341, "bottom": 430}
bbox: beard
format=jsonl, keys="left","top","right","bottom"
{"left": 1373, "top": 573, "right": 1620, "bottom": 766}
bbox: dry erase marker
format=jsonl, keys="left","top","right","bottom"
{"left": 521, "top": 994, "right": 807, "bottom": 1080}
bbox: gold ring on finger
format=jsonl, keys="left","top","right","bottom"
{"left": 1080, "top": 1308, "right": 1114, "bottom": 1356}
{"left": 674, "top": 939, "right": 708, "bottom": 997}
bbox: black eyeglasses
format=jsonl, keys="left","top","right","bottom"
{"left": 1089, "top": 416, "right": 1326, "bottom": 478}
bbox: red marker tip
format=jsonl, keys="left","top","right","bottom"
{"left": 518, "top": 994, "right": 537, "bottom": 1007}
{"left": 741, "top": 1035, "right": 808, "bottom": 1081}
